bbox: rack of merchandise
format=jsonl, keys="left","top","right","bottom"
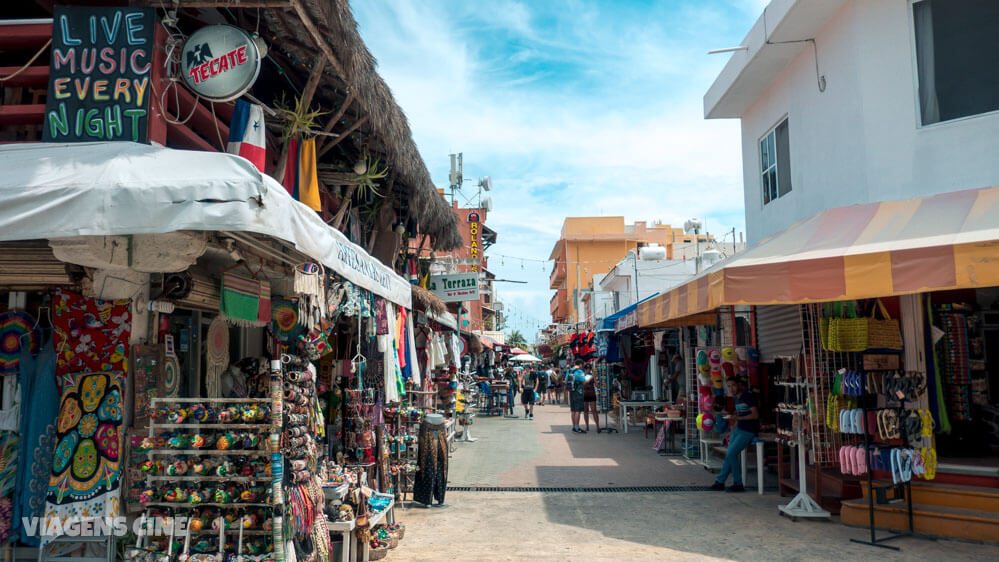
{"left": 594, "top": 361, "right": 618, "bottom": 433}
{"left": 137, "top": 391, "right": 281, "bottom": 560}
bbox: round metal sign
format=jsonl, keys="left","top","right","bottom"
{"left": 181, "top": 25, "right": 260, "bottom": 102}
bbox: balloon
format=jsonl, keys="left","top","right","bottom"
{"left": 708, "top": 349, "right": 721, "bottom": 365}
{"left": 721, "top": 347, "right": 735, "bottom": 362}
{"left": 697, "top": 413, "right": 715, "bottom": 431}
{"left": 699, "top": 393, "right": 713, "bottom": 413}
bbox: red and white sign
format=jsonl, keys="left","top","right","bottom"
{"left": 181, "top": 25, "right": 260, "bottom": 102}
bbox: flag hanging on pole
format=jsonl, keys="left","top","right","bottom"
{"left": 226, "top": 99, "right": 266, "bottom": 172}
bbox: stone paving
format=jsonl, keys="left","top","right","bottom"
{"left": 391, "top": 400, "right": 999, "bottom": 561}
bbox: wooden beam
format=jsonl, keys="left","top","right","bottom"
{"left": 169, "top": 85, "right": 230, "bottom": 149}
{"left": 166, "top": 121, "right": 216, "bottom": 152}
{"left": 316, "top": 91, "right": 354, "bottom": 153}
{"left": 290, "top": 0, "right": 347, "bottom": 82}
{"left": 317, "top": 115, "right": 367, "bottom": 159}
{"left": 145, "top": 1, "right": 291, "bottom": 8}
{"left": 0, "top": 104, "right": 45, "bottom": 126}
{"left": 299, "top": 56, "right": 327, "bottom": 111}
{"left": 0, "top": 22, "right": 50, "bottom": 51}
{"left": 0, "top": 66, "right": 48, "bottom": 87}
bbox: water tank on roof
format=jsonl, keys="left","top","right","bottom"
{"left": 702, "top": 248, "right": 722, "bottom": 267}
{"left": 639, "top": 244, "right": 667, "bottom": 261}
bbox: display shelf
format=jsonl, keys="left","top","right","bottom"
{"left": 368, "top": 499, "right": 394, "bottom": 527}
{"left": 145, "top": 449, "right": 270, "bottom": 456}
{"left": 146, "top": 476, "right": 271, "bottom": 482}
{"left": 143, "top": 502, "right": 272, "bottom": 509}
{"left": 150, "top": 398, "right": 272, "bottom": 404}
{"left": 188, "top": 530, "right": 272, "bottom": 536}
{"left": 149, "top": 423, "right": 272, "bottom": 430}
{"left": 326, "top": 519, "right": 355, "bottom": 532}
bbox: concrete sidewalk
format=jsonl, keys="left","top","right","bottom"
{"left": 450, "top": 400, "right": 708, "bottom": 487}
{"left": 390, "top": 400, "right": 999, "bottom": 560}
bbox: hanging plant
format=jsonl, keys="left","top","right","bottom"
{"left": 350, "top": 147, "right": 389, "bottom": 199}
{"left": 274, "top": 92, "right": 327, "bottom": 140}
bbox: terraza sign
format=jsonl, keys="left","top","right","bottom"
{"left": 181, "top": 25, "right": 260, "bottom": 102}
{"left": 43, "top": 6, "right": 155, "bottom": 142}
{"left": 429, "top": 273, "right": 480, "bottom": 303}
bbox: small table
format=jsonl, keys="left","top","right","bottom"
{"left": 654, "top": 414, "right": 683, "bottom": 455}
{"left": 357, "top": 499, "right": 395, "bottom": 562}
{"left": 618, "top": 400, "right": 667, "bottom": 433}
{"left": 328, "top": 518, "right": 356, "bottom": 562}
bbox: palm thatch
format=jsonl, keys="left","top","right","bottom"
{"left": 264, "top": 1, "right": 462, "bottom": 250}
{"left": 411, "top": 284, "right": 448, "bottom": 316}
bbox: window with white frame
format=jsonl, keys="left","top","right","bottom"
{"left": 913, "top": 0, "right": 999, "bottom": 125}
{"left": 760, "top": 118, "right": 791, "bottom": 206}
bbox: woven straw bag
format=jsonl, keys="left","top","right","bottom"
{"left": 867, "top": 299, "right": 902, "bottom": 350}
{"left": 828, "top": 301, "right": 868, "bottom": 352}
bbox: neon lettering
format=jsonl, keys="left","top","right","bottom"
{"left": 73, "top": 77, "right": 90, "bottom": 100}
{"left": 53, "top": 78, "right": 71, "bottom": 99}
{"left": 113, "top": 78, "right": 131, "bottom": 102}
{"left": 59, "top": 15, "right": 81, "bottom": 45}
{"left": 92, "top": 80, "right": 109, "bottom": 101}
{"left": 130, "top": 49, "right": 150, "bottom": 74}
{"left": 98, "top": 47, "right": 116, "bottom": 74}
{"left": 80, "top": 48, "right": 96, "bottom": 74}
{"left": 104, "top": 105, "right": 122, "bottom": 139}
{"left": 125, "top": 12, "right": 146, "bottom": 45}
{"left": 133, "top": 77, "right": 148, "bottom": 106}
{"left": 53, "top": 48, "right": 75, "bottom": 73}
{"left": 47, "top": 103, "right": 69, "bottom": 137}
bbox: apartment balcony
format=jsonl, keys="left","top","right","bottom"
{"left": 549, "top": 289, "right": 568, "bottom": 321}
{"left": 549, "top": 259, "right": 567, "bottom": 289}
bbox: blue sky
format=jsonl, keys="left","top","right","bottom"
{"left": 352, "top": 0, "right": 766, "bottom": 341}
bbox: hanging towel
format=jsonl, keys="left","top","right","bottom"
{"left": 220, "top": 273, "right": 267, "bottom": 327}
{"left": 297, "top": 138, "right": 322, "bottom": 211}
{"left": 382, "top": 304, "right": 400, "bottom": 403}
{"left": 281, "top": 137, "right": 300, "bottom": 198}
{"left": 226, "top": 99, "right": 266, "bottom": 172}
{"left": 407, "top": 312, "right": 421, "bottom": 385}
{"left": 257, "top": 280, "right": 272, "bottom": 325}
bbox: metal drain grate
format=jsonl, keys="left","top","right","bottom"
{"left": 446, "top": 485, "right": 719, "bottom": 493}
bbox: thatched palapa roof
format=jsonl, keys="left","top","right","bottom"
{"left": 264, "top": 0, "right": 462, "bottom": 251}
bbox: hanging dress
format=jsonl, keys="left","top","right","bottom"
{"left": 14, "top": 334, "right": 57, "bottom": 545}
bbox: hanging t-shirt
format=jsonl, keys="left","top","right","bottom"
{"left": 735, "top": 391, "right": 760, "bottom": 434}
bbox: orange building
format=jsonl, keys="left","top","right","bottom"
{"left": 413, "top": 200, "right": 496, "bottom": 332}
{"left": 548, "top": 217, "right": 710, "bottom": 325}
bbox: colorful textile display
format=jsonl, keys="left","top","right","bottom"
{"left": 281, "top": 138, "right": 322, "bottom": 212}
{"left": 42, "top": 372, "right": 123, "bottom": 545}
{"left": 226, "top": 99, "right": 266, "bottom": 172}
{"left": 0, "top": 311, "right": 39, "bottom": 375}
{"left": 272, "top": 299, "right": 302, "bottom": 343}
{"left": 220, "top": 273, "right": 270, "bottom": 327}
{"left": 52, "top": 290, "right": 130, "bottom": 380}
{"left": 14, "top": 333, "right": 57, "bottom": 545}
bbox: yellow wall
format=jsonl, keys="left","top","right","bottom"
{"left": 549, "top": 217, "right": 715, "bottom": 323}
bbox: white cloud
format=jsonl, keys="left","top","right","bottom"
{"left": 352, "top": 1, "right": 758, "bottom": 340}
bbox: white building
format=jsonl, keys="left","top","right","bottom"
{"left": 706, "top": 0, "right": 999, "bottom": 243}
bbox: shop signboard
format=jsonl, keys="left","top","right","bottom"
{"left": 43, "top": 6, "right": 156, "bottom": 142}
{"left": 181, "top": 25, "right": 260, "bottom": 102}
{"left": 429, "top": 273, "right": 480, "bottom": 302}
{"left": 615, "top": 309, "right": 637, "bottom": 332}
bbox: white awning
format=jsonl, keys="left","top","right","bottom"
{"left": 0, "top": 142, "right": 412, "bottom": 308}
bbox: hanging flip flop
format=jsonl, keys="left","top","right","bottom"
{"left": 891, "top": 448, "right": 902, "bottom": 484}
{"left": 854, "top": 446, "right": 867, "bottom": 475}
{"left": 922, "top": 447, "right": 937, "bottom": 480}
{"left": 912, "top": 449, "right": 925, "bottom": 477}
{"left": 840, "top": 446, "right": 852, "bottom": 474}
{"left": 899, "top": 449, "right": 913, "bottom": 482}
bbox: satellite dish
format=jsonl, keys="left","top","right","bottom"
{"left": 481, "top": 196, "right": 493, "bottom": 212}
{"left": 684, "top": 218, "right": 703, "bottom": 234}
{"left": 480, "top": 176, "right": 492, "bottom": 191}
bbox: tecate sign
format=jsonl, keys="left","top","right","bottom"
{"left": 181, "top": 25, "right": 260, "bottom": 102}
{"left": 429, "top": 273, "right": 480, "bottom": 302}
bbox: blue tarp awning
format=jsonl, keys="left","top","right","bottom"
{"left": 599, "top": 293, "right": 659, "bottom": 332}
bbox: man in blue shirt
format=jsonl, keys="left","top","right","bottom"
{"left": 710, "top": 377, "right": 759, "bottom": 492}
{"left": 567, "top": 361, "right": 592, "bottom": 433}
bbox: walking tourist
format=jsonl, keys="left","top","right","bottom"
{"left": 505, "top": 367, "right": 519, "bottom": 416}
{"left": 582, "top": 371, "right": 599, "bottom": 432}
{"left": 710, "top": 377, "right": 760, "bottom": 492}
{"left": 537, "top": 366, "right": 549, "bottom": 406}
{"left": 567, "top": 361, "right": 591, "bottom": 433}
{"left": 522, "top": 368, "right": 539, "bottom": 418}
{"left": 547, "top": 366, "right": 561, "bottom": 404}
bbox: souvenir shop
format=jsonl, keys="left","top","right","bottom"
{"left": 0, "top": 143, "right": 463, "bottom": 561}
{"left": 633, "top": 186, "right": 999, "bottom": 543}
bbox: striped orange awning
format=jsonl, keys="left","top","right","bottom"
{"left": 638, "top": 185, "right": 999, "bottom": 328}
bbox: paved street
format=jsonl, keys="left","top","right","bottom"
{"left": 395, "top": 401, "right": 999, "bottom": 561}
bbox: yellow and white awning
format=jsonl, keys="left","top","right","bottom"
{"left": 638, "top": 185, "right": 999, "bottom": 328}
